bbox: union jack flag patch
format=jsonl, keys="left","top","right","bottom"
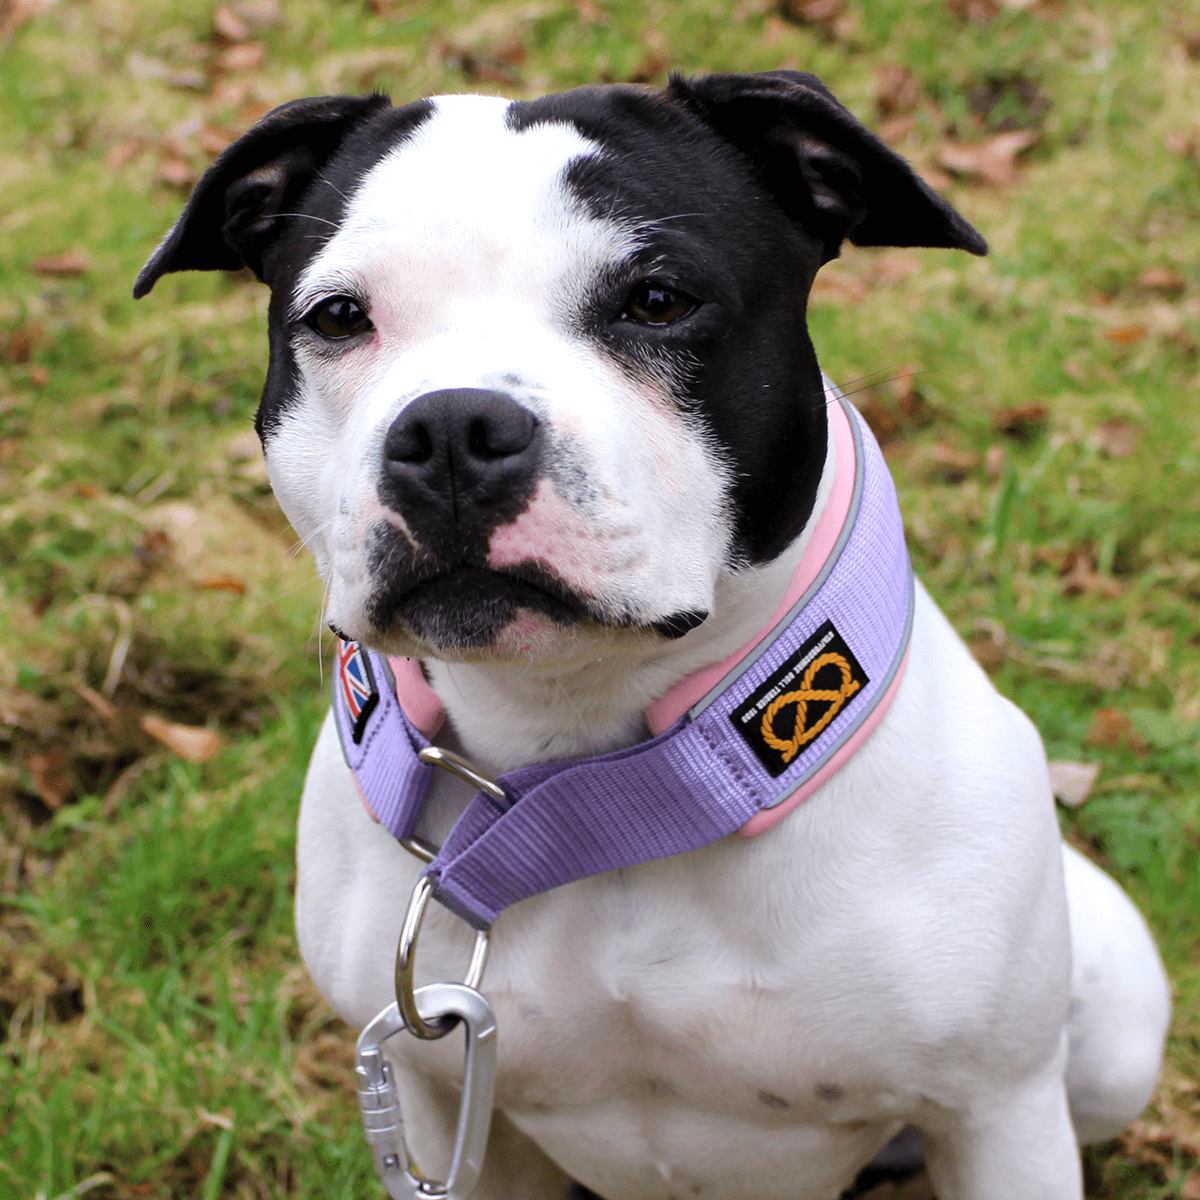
{"left": 338, "top": 639, "right": 379, "bottom": 745}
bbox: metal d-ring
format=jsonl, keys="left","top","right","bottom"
{"left": 417, "top": 746, "right": 508, "bottom": 804}
{"left": 396, "top": 874, "right": 490, "bottom": 1040}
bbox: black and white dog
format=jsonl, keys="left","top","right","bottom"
{"left": 136, "top": 72, "right": 1169, "bottom": 1200}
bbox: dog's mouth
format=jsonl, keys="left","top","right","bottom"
{"left": 377, "top": 563, "right": 594, "bottom": 649}
{"left": 363, "top": 516, "right": 599, "bottom": 650}
{"left": 359, "top": 521, "right": 706, "bottom": 651}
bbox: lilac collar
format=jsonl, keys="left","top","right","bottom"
{"left": 333, "top": 385, "right": 913, "bottom": 930}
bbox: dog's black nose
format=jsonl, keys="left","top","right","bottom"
{"left": 380, "top": 388, "right": 542, "bottom": 543}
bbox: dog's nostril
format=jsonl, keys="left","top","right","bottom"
{"left": 387, "top": 421, "right": 434, "bottom": 464}
{"left": 467, "top": 412, "right": 538, "bottom": 461}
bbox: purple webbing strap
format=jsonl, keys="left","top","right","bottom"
{"left": 334, "top": 398, "right": 912, "bottom": 930}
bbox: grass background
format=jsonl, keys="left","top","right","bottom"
{"left": 0, "top": 0, "right": 1198, "bottom": 1196}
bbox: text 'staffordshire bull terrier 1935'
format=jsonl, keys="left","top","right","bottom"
{"left": 135, "top": 71, "right": 1170, "bottom": 1200}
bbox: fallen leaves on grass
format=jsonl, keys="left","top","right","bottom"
{"left": 1137, "top": 267, "right": 1187, "bottom": 296}
{"left": 945, "top": 0, "right": 998, "bottom": 21}
{"left": 212, "top": 41, "right": 265, "bottom": 73}
{"left": 30, "top": 251, "right": 87, "bottom": 277}
{"left": 1106, "top": 324, "right": 1147, "bottom": 345}
{"left": 139, "top": 714, "right": 223, "bottom": 762}
{"left": 860, "top": 368, "right": 928, "bottom": 445}
{"left": 3, "top": 323, "right": 43, "bottom": 363}
{"left": 1059, "top": 547, "right": 1122, "bottom": 598}
{"left": 781, "top": 0, "right": 841, "bottom": 18}
{"left": 196, "top": 573, "right": 247, "bottom": 594}
{"left": 992, "top": 402, "right": 1047, "bottom": 437}
{"left": 966, "top": 73, "right": 1049, "bottom": 132}
{"left": 1086, "top": 708, "right": 1148, "bottom": 753}
{"left": 937, "top": 131, "right": 1038, "bottom": 187}
{"left": 157, "top": 155, "right": 197, "bottom": 188}
{"left": 875, "top": 65, "right": 920, "bottom": 116}
{"left": 1047, "top": 760, "right": 1100, "bottom": 807}
{"left": 0, "top": 0, "right": 48, "bottom": 39}
{"left": 213, "top": 4, "right": 250, "bottom": 43}
{"left": 26, "top": 746, "right": 70, "bottom": 810}
{"left": 927, "top": 441, "right": 979, "bottom": 483}
{"left": 1093, "top": 420, "right": 1137, "bottom": 458}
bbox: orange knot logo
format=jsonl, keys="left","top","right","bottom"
{"left": 760, "top": 652, "right": 862, "bottom": 764}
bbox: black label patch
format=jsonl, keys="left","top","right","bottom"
{"left": 730, "top": 620, "right": 868, "bottom": 778}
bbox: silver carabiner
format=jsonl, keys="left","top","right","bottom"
{"left": 357, "top": 983, "right": 497, "bottom": 1200}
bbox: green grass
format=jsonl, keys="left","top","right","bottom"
{"left": 1, "top": 0, "right": 1198, "bottom": 1196}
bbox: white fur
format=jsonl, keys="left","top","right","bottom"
{"left": 276, "top": 94, "right": 1170, "bottom": 1199}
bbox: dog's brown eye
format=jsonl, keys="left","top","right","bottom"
{"left": 621, "top": 282, "right": 697, "bottom": 327}
{"left": 306, "top": 296, "right": 372, "bottom": 340}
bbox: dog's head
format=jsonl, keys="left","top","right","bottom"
{"left": 136, "top": 72, "right": 984, "bottom": 663}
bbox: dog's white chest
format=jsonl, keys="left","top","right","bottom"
{"left": 387, "top": 842, "right": 922, "bottom": 1200}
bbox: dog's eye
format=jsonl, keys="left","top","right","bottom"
{"left": 620, "top": 282, "right": 697, "bottom": 327}
{"left": 305, "top": 296, "right": 373, "bottom": 340}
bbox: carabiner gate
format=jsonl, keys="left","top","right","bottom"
{"left": 356, "top": 983, "right": 497, "bottom": 1200}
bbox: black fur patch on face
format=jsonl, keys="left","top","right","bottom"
{"left": 507, "top": 86, "right": 829, "bottom": 569}
{"left": 255, "top": 101, "right": 435, "bottom": 439}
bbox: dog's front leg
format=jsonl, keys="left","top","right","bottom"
{"left": 921, "top": 1062, "right": 1082, "bottom": 1199}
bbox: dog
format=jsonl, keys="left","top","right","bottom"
{"left": 135, "top": 71, "right": 1171, "bottom": 1200}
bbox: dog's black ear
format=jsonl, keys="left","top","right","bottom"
{"left": 667, "top": 71, "right": 987, "bottom": 261}
{"left": 133, "top": 93, "right": 392, "bottom": 298}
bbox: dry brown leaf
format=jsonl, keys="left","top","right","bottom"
{"left": 937, "top": 131, "right": 1038, "bottom": 187}
{"left": 196, "top": 124, "right": 236, "bottom": 158}
{"left": 878, "top": 115, "right": 917, "bottom": 145}
{"left": 232, "top": 0, "right": 281, "bottom": 30}
{"left": 928, "top": 441, "right": 978, "bottom": 482}
{"left": 946, "top": 0, "right": 998, "bottom": 22}
{"left": 810, "top": 267, "right": 869, "bottom": 305}
{"left": 0, "top": 0, "right": 48, "bottom": 38}
{"left": 213, "top": 42, "right": 265, "bottom": 73}
{"left": 875, "top": 65, "right": 919, "bottom": 116}
{"left": 781, "top": 0, "right": 843, "bottom": 22}
{"left": 140, "top": 714, "right": 224, "bottom": 762}
{"left": 992, "top": 402, "right": 1047, "bottom": 436}
{"left": 167, "top": 69, "right": 209, "bottom": 92}
{"left": 1047, "top": 760, "right": 1100, "bottom": 807}
{"left": 1094, "top": 419, "right": 1137, "bottom": 459}
{"left": 1106, "top": 324, "right": 1146, "bottom": 345}
{"left": 1086, "top": 708, "right": 1147, "bottom": 752}
{"left": 1059, "top": 547, "right": 1122, "bottom": 598}
{"left": 27, "top": 747, "right": 70, "bottom": 810}
{"left": 30, "top": 251, "right": 87, "bottom": 277}
{"left": 136, "top": 528, "right": 173, "bottom": 569}
{"left": 157, "top": 155, "right": 196, "bottom": 187}
{"left": 103, "top": 137, "right": 144, "bottom": 169}
{"left": 73, "top": 683, "right": 118, "bottom": 727}
{"left": 3, "top": 322, "right": 43, "bottom": 363}
{"left": 1136, "top": 266, "right": 1186, "bottom": 296}
{"left": 213, "top": 4, "right": 250, "bottom": 42}
{"left": 196, "top": 573, "right": 247, "bottom": 594}
{"left": 1178, "top": 27, "right": 1200, "bottom": 61}
{"left": 861, "top": 399, "right": 901, "bottom": 444}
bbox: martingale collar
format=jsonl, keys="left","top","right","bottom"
{"left": 333, "top": 383, "right": 914, "bottom": 930}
